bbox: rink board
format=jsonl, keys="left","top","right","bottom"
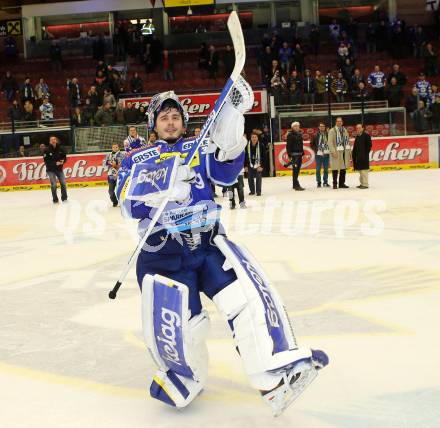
{"left": 274, "top": 134, "right": 440, "bottom": 176}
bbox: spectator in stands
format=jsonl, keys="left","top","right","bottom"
{"left": 96, "top": 60, "right": 107, "bottom": 76}
{"left": 137, "top": 105, "right": 148, "bottom": 123}
{"left": 67, "top": 77, "right": 81, "bottom": 107}
{"left": 294, "top": 43, "right": 305, "bottom": 74}
{"left": 198, "top": 43, "right": 209, "bottom": 70}
{"left": 431, "top": 94, "right": 440, "bottom": 132}
{"left": 49, "top": 40, "right": 62, "bottom": 71}
{"left": 387, "top": 64, "right": 407, "bottom": 87}
{"left": 104, "top": 143, "right": 125, "bottom": 207}
{"left": 18, "top": 145, "right": 26, "bottom": 157}
{"left": 350, "top": 68, "right": 364, "bottom": 92}
{"left": 102, "top": 88, "right": 116, "bottom": 108}
{"left": 82, "top": 98, "right": 95, "bottom": 126}
{"left": 386, "top": 77, "right": 404, "bottom": 107}
{"left": 286, "top": 121, "right": 305, "bottom": 191}
{"left": 429, "top": 85, "right": 439, "bottom": 107}
{"left": 352, "top": 81, "right": 369, "bottom": 103}
{"left": 352, "top": 124, "right": 372, "bottom": 189}
{"left": 270, "top": 70, "right": 285, "bottom": 105}
{"left": 415, "top": 73, "right": 431, "bottom": 103}
{"left": 406, "top": 87, "right": 419, "bottom": 118}
{"left": 223, "top": 44, "right": 235, "bottom": 77}
{"left": 423, "top": 43, "right": 438, "bottom": 77}
{"left": 87, "top": 85, "right": 100, "bottom": 111}
{"left": 35, "top": 78, "right": 50, "bottom": 103}
{"left": 44, "top": 135, "right": 67, "bottom": 203}
{"left": 310, "top": 122, "right": 330, "bottom": 188}
{"left": 302, "top": 69, "right": 315, "bottom": 104}
{"left": 365, "top": 23, "right": 376, "bottom": 54}
{"left": 390, "top": 25, "right": 407, "bottom": 60}
{"left": 71, "top": 107, "right": 85, "bottom": 127}
{"left": 147, "top": 131, "right": 157, "bottom": 146}
{"left": 269, "top": 33, "right": 281, "bottom": 55}
{"left": 8, "top": 100, "right": 22, "bottom": 123}
{"left": 23, "top": 101, "right": 36, "bottom": 122}
{"left": 39, "top": 97, "right": 54, "bottom": 124}
{"left": 328, "top": 117, "right": 350, "bottom": 189}
{"left": 367, "top": 65, "right": 386, "bottom": 101}
{"left": 124, "top": 101, "right": 140, "bottom": 124}
{"left": 279, "top": 42, "right": 293, "bottom": 75}
{"left": 315, "top": 70, "right": 326, "bottom": 103}
{"left": 130, "top": 72, "right": 143, "bottom": 94}
{"left": 95, "top": 102, "right": 115, "bottom": 126}
{"left": 21, "top": 78, "right": 35, "bottom": 105}
{"left": 412, "top": 100, "right": 431, "bottom": 133}
{"left": 207, "top": 45, "right": 219, "bottom": 79}
{"left": 331, "top": 72, "right": 348, "bottom": 103}
{"left": 329, "top": 19, "right": 340, "bottom": 42}
{"left": 245, "top": 132, "right": 264, "bottom": 196}
{"left": 336, "top": 42, "right": 349, "bottom": 68}
{"left": 161, "top": 49, "right": 174, "bottom": 81}
{"left": 260, "top": 46, "right": 276, "bottom": 84}
{"left": 267, "top": 59, "right": 280, "bottom": 88}
{"left": 1, "top": 71, "right": 18, "bottom": 101}
{"left": 114, "top": 101, "right": 126, "bottom": 124}
{"left": 412, "top": 25, "right": 426, "bottom": 58}
{"left": 341, "top": 58, "right": 355, "bottom": 83}
{"left": 309, "top": 25, "right": 320, "bottom": 56}
{"left": 287, "top": 78, "right": 300, "bottom": 105}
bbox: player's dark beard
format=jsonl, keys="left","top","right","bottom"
{"left": 165, "top": 138, "right": 178, "bottom": 145}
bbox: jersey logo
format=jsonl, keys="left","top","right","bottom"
{"left": 159, "top": 151, "right": 200, "bottom": 168}
{"left": 131, "top": 147, "right": 160, "bottom": 164}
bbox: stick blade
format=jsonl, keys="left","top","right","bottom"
{"left": 227, "top": 11, "right": 246, "bottom": 81}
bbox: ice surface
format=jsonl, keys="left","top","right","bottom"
{"left": 1, "top": 170, "right": 440, "bottom": 428}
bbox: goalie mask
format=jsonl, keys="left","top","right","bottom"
{"left": 147, "top": 91, "right": 189, "bottom": 131}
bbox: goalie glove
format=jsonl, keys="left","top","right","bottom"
{"left": 209, "top": 102, "right": 247, "bottom": 161}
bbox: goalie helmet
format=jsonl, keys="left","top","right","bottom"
{"left": 147, "top": 91, "right": 189, "bottom": 131}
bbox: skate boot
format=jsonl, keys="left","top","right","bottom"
{"left": 261, "top": 349, "right": 329, "bottom": 417}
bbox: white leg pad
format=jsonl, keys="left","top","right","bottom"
{"left": 142, "top": 274, "right": 210, "bottom": 407}
{"left": 213, "top": 235, "right": 312, "bottom": 391}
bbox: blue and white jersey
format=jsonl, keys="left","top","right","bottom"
{"left": 415, "top": 80, "right": 431, "bottom": 99}
{"left": 116, "top": 136, "right": 244, "bottom": 237}
{"left": 367, "top": 71, "right": 385, "bottom": 88}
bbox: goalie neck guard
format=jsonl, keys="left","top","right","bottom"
{"left": 147, "top": 91, "right": 189, "bottom": 131}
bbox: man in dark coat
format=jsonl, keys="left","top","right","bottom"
{"left": 286, "top": 121, "right": 305, "bottom": 191}
{"left": 43, "top": 136, "right": 68, "bottom": 203}
{"left": 352, "top": 124, "right": 372, "bottom": 189}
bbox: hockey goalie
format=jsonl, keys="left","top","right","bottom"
{"left": 115, "top": 81, "right": 328, "bottom": 416}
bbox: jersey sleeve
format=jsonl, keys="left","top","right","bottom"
{"left": 205, "top": 151, "right": 245, "bottom": 186}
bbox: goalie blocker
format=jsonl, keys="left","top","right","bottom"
{"left": 142, "top": 236, "right": 328, "bottom": 415}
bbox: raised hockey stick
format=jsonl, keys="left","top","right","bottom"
{"left": 109, "top": 11, "right": 246, "bottom": 299}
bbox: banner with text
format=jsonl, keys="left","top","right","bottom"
{"left": 120, "top": 89, "right": 267, "bottom": 116}
{"left": 0, "top": 153, "right": 108, "bottom": 191}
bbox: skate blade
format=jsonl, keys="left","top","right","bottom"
{"left": 266, "top": 361, "right": 319, "bottom": 417}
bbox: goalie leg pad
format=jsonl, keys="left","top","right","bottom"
{"left": 213, "top": 235, "right": 322, "bottom": 391}
{"left": 142, "top": 274, "right": 210, "bottom": 407}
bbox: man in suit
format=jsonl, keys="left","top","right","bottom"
{"left": 327, "top": 117, "right": 351, "bottom": 189}
{"left": 352, "top": 124, "right": 372, "bottom": 189}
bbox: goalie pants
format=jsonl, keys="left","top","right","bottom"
{"left": 136, "top": 229, "right": 237, "bottom": 316}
